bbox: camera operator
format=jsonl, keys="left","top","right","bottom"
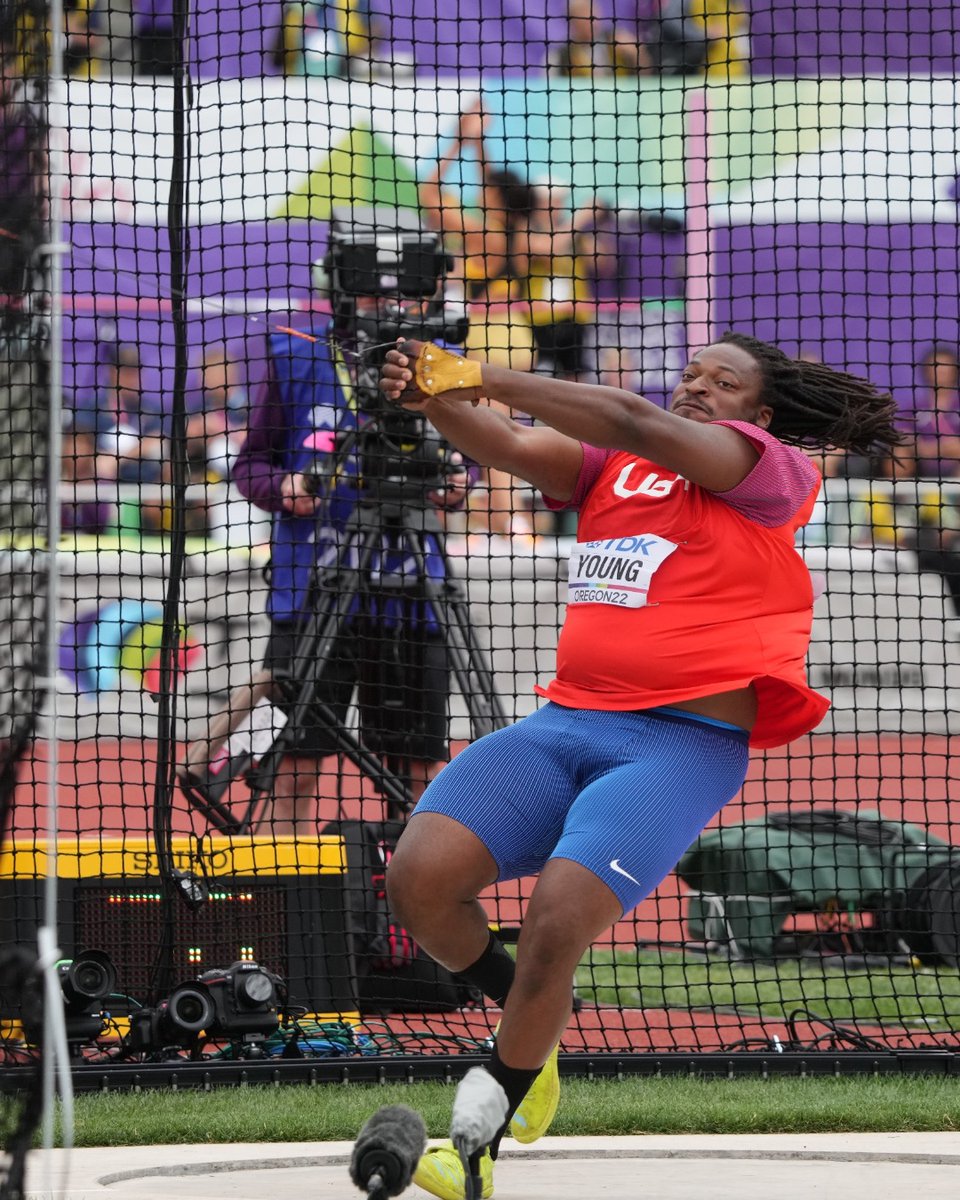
{"left": 231, "top": 294, "right": 473, "bottom": 836}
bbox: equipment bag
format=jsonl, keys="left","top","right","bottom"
{"left": 677, "top": 808, "right": 957, "bottom": 961}
{"left": 323, "top": 819, "right": 482, "bottom": 1014}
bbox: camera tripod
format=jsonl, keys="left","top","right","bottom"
{"left": 185, "top": 486, "right": 508, "bottom": 835}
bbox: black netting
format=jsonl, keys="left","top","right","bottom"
{"left": 1, "top": 0, "right": 49, "bottom": 1191}
{"left": 3, "top": 0, "right": 960, "bottom": 1096}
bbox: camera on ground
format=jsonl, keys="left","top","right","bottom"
{"left": 127, "top": 961, "right": 285, "bottom": 1054}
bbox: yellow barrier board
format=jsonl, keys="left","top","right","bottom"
{"left": 0, "top": 836, "right": 347, "bottom": 879}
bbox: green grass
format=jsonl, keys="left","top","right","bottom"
{"left": 59, "top": 1075, "right": 960, "bottom": 1147}
{"left": 37, "top": 951, "right": 960, "bottom": 1148}
{"left": 576, "top": 950, "right": 960, "bottom": 1029}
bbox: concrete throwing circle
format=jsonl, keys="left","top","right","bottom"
{"left": 74, "top": 1140, "right": 960, "bottom": 1200}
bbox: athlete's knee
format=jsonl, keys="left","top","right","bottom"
{"left": 384, "top": 849, "right": 435, "bottom": 929}
{"left": 381, "top": 816, "right": 492, "bottom": 926}
{"left": 515, "top": 867, "right": 622, "bottom": 983}
{"left": 515, "top": 910, "right": 587, "bottom": 982}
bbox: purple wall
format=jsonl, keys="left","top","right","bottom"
{"left": 191, "top": 0, "right": 960, "bottom": 80}
{"left": 62, "top": 216, "right": 960, "bottom": 416}
{"left": 748, "top": 0, "right": 960, "bottom": 77}
{"left": 714, "top": 222, "right": 960, "bottom": 412}
{"left": 65, "top": 220, "right": 326, "bottom": 300}
{"left": 356, "top": 0, "right": 605, "bottom": 75}
{"left": 62, "top": 220, "right": 328, "bottom": 405}
{"left": 191, "top": 0, "right": 284, "bottom": 78}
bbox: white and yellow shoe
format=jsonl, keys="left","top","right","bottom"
{"left": 413, "top": 1142, "right": 494, "bottom": 1200}
{"left": 415, "top": 1065, "right": 507, "bottom": 1198}
{"left": 509, "top": 1040, "right": 560, "bottom": 1144}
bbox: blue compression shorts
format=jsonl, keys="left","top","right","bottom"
{"left": 412, "top": 701, "right": 750, "bottom": 915}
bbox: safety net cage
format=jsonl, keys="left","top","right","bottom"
{"left": 0, "top": 0, "right": 52, "bottom": 1188}
{"left": 2, "top": 0, "right": 960, "bottom": 1097}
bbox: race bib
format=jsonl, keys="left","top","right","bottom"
{"left": 567, "top": 534, "right": 678, "bottom": 609}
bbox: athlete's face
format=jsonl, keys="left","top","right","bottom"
{"left": 670, "top": 343, "right": 773, "bottom": 429}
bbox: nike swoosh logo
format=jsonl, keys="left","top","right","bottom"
{"left": 609, "top": 859, "right": 641, "bottom": 885}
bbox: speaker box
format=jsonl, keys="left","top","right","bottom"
{"left": 0, "top": 836, "right": 357, "bottom": 1015}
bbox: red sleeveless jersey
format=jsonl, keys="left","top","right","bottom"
{"left": 537, "top": 421, "right": 829, "bottom": 748}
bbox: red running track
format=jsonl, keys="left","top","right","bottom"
{"left": 9, "top": 731, "right": 960, "bottom": 1054}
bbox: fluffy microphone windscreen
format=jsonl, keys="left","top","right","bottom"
{"left": 350, "top": 1104, "right": 428, "bottom": 1195}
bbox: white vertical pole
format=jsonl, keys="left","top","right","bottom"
{"left": 684, "top": 86, "right": 713, "bottom": 356}
{"left": 39, "top": 0, "right": 75, "bottom": 1175}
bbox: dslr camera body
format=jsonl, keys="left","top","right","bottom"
{"left": 127, "top": 961, "right": 285, "bottom": 1054}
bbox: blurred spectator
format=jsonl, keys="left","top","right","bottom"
{"left": 914, "top": 343, "right": 960, "bottom": 480}
{"left": 130, "top": 0, "right": 175, "bottom": 75}
{"left": 915, "top": 492, "right": 960, "bottom": 619}
{"left": 548, "top": 0, "right": 654, "bottom": 77}
{"left": 420, "top": 100, "right": 539, "bottom": 537}
{"left": 814, "top": 431, "right": 960, "bottom": 617}
{"left": 844, "top": 445, "right": 918, "bottom": 550}
{"left": 573, "top": 200, "right": 623, "bottom": 291}
{"left": 572, "top": 200, "right": 625, "bottom": 387}
{"left": 271, "top": 0, "right": 371, "bottom": 79}
{"left": 687, "top": 0, "right": 750, "bottom": 79}
{"left": 863, "top": 438, "right": 960, "bottom": 619}
{"left": 63, "top": 0, "right": 107, "bottom": 79}
{"left": 95, "top": 345, "right": 164, "bottom": 479}
{"left": 900, "top": 342, "right": 960, "bottom": 614}
{"left": 420, "top": 101, "right": 538, "bottom": 311}
{"left": 60, "top": 406, "right": 115, "bottom": 537}
{"left": 178, "top": 382, "right": 244, "bottom": 538}
{"left": 0, "top": 24, "right": 44, "bottom": 315}
{"left": 576, "top": 201, "right": 685, "bottom": 393}
{"left": 200, "top": 341, "right": 248, "bottom": 429}
{"left": 522, "top": 186, "right": 595, "bottom": 383}
{"left": 641, "top": 0, "right": 708, "bottom": 76}
{"left": 93, "top": 344, "right": 167, "bottom": 533}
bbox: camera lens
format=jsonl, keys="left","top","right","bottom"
{"left": 236, "top": 970, "right": 275, "bottom": 1007}
{"left": 166, "top": 984, "right": 214, "bottom": 1034}
{"left": 59, "top": 951, "right": 116, "bottom": 1006}
{"left": 174, "top": 993, "right": 207, "bottom": 1026}
{"left": 73, "top": 962, "right": 107, "bottom": 996}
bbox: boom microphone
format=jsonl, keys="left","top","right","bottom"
{"left": 349, "top": 1104, "right": 428, "bottom": 1199}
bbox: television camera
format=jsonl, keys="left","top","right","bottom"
{"left": 307, "top": 208, "right": 471, "bottom": 496}
{"left": 178, "top": 207, "right": 505, "bottom": 836}
{"left": 316, "top": 205, "right": 470, "bottom": 371}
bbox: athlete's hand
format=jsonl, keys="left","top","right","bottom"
{"left": 381, "top": 339, "right": 484, "bottom": 406}
{"left": 380, "top": 340, "right": 430, "bottom": 409}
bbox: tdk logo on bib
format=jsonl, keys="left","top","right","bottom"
{"left": 584, "top": 536, "right": 663, "bottom": 553}
{"left": 568, "top": 534, "right": 678, "bottom": 609}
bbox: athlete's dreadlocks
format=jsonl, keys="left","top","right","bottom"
{"left": 719, "top": 332, "right": 903, "bottom": 456}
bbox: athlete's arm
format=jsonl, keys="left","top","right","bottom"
{"left": 413, "top": 395, "right": 585, "bottom": 502}
{"left": 382, "top": 343, "right": 761, "bottom": 493}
